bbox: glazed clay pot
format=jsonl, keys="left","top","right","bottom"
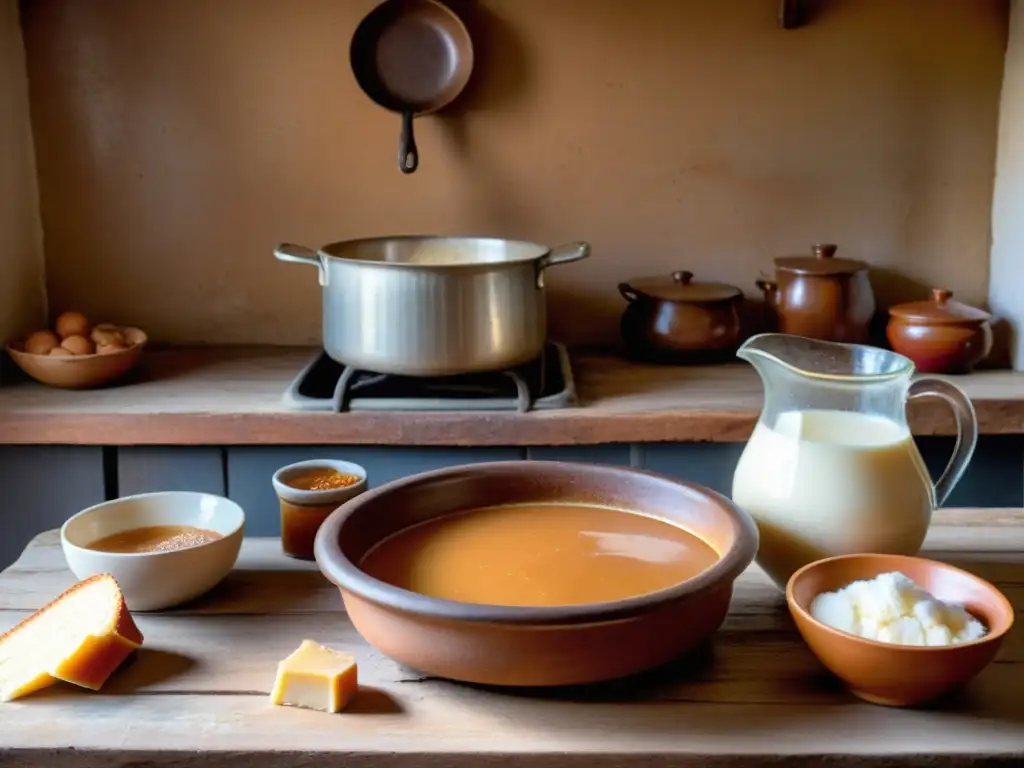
{"left": 619, "top": 270, "right": 745, "bottom": 363}
{"left": 887, "top": 289, "right": 993, "bottom": 374}
{"left": 756, "top": 244, "right": 875, "bottom": 343}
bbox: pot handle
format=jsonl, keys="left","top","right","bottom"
{"left": 907, "top": 377, "right": 978, "bottom": 507}
{"left": 275, "top": 243, "right": 326, "bottom": 286}
{"left": 536, "top": 242, "right": 591, "bottom": 288}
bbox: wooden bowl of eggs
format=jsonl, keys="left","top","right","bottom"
{"left": 5, "top": 311, "right": 147, "bottom": 389}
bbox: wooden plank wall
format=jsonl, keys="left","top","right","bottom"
{"left": 1, "top": 437, "right": 1021, "bottom": 568}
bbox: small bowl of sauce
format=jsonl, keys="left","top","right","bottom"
{"left": 87, "top": 525, "right": 224, "bottom": 554}
{"left": 60, "top": 491, "right": 245, "bottom": 611}
{"left": 272, "top": 460, "right": 367, "bottom": 560}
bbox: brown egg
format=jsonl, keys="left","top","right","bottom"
{"left": 24, "top": 330, "right": 60, "bottom": 355}
{"left": 55, "top": 311, "right": 90, "bottom": 340}
{"left": 96, "top": 343, "right": 125, "bottom": 355}
{"left": 48, "top": 346, "right": 73, "bottom": 357}
{"left": 61, "top": 335, "right": 95, "bottom": 356}
{"left": 91, "top": 326, "right": 126, "bottom": 347}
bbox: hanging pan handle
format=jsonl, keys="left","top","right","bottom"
{"left": 399, "top": 110, "right": 419, "bottom": 174}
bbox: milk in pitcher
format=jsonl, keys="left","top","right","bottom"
{"left": 732, "top": 408, "right": 934, "bottom": 590}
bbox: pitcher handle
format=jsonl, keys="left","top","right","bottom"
{"left": 907, "top": 377, "right": 978, "bottom": 507}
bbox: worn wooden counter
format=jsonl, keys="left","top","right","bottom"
{"left": 2, "top": 346, "right": 1024, "bottom": 445}
{"left": 0, "top": 508, "right": 1021, "bottom": 766}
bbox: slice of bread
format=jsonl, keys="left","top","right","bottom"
{"left": 0, "top": 573, "right": 144, "bottom": 701}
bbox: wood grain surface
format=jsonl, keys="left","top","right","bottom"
{"left": 2, "top": 346, "right": 1024, "bottom": 446}
{"left": 0, "top": 508, "right": 1021, "bottom": 766}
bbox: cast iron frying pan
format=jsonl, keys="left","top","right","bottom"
{"left": 350, "top": 0, "right": 474, "bottom": 174}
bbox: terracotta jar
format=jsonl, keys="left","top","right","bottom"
{"left": 756, "top": 244, "right": 875, "bottom": 343}
{"left": 887, "top": 288, "right": 993, "bottom": 374}
{"left": 618, "top": 270, "right": 745, "bottom": 363}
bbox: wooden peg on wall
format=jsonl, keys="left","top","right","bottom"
{"left": 779, "top": 0, "right": 806, "bottom": 29}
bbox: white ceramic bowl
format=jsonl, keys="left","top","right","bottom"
{"left": 60, "top": 491, "right": 245, "bottom": 611}
{"left": 271, "top": 459, "right": 368, "bottom": 507}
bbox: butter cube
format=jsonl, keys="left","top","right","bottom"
{"left": 270, "top": 640, "right": 358, "bottom": 713}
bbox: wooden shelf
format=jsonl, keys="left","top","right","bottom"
{"left": 1, "top": 346, "right": 1024, "bottom": 446}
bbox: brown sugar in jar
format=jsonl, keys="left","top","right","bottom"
{"left": 271, "top": 462, "right": 367, "bottom": 560}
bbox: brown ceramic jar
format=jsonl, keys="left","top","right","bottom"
{"left": 887, "top": 288, "right": 993, "bottom": 374}
{"left": 756, "top": 244, "right": 875, "bottom": 343}
{"left": 618, "top": 270, "right": 745, "bottom": 363}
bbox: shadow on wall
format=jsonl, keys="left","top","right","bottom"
{"left": 434, "top": 1, "right": 535, "bottom": 232}
{"left": 443, "top": 1, "right": 533, "bottom": 120}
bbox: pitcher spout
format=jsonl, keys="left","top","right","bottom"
{"left": 735, "top": 333, "right": 815, "bottom": 375}
{"left": 737, "top": 333, "right": 914, "bottom": 382}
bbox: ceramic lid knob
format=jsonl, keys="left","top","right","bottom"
{"left": 671, "top": 270, "right": 694, "bottom": 285}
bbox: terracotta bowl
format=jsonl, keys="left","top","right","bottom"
{"left": 314, "top": 460, "right": 758, "bottom": 687}
{"left": 787, "top": 554, "right": 1014, "bottom": 707}
{"left": 5, "top": 327, "right": 147, "bottom": 389}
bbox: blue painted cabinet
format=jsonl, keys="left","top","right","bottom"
{"left": 0, "top": 446, "right": 105, "bottom": 569}
{"left": 0, "top": 437, "right": 1019, "bottom": 569}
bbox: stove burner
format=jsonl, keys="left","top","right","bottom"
{"left": 283, "top": 342, "right": 577, "bottom": 413}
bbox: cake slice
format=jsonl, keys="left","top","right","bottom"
{"left": 0, "top": 573, "right": 144, "bottom": 701}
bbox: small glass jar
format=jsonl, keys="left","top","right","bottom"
{"left": 271, "top": 460, "right": 367, "bottom": 560}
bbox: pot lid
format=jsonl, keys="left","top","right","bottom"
{"left": 774, "top": 243, "right": 868, "bottom": 275}
{"left": 889, "top": 288, "right": 991, "bottom": 325}
{"left": 621, "top": 270, "right": 742, "bottom": 302}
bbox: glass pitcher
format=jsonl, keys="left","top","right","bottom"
{"left": 731, "top": 333, "right": 977, "bottom": 591}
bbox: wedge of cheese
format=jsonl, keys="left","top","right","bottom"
{"left": 0, "top": 573, "right": 144, "bottom": 701}
{"left": 270, "top": 639, "right": 358, "bottom": 713}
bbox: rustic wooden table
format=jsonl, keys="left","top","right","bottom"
{"left": 0, "top": 509, "right": 1021, "bottom": 767}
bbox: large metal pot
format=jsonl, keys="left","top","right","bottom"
{"left": 275, "top": 237, "right": 590, "bottom": 376}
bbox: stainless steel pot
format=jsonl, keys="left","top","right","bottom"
{"left": 274, "top": 236, "right": 590, "bottom": 376}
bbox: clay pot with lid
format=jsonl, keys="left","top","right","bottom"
{"left": 887, "top": 289, "right": 993, "bottom": 374}
{"left": 618, "top": 270, "right": 745, "bottom": 363}
{"left": 756, "top": 244, "right": 875, "bottom": 343}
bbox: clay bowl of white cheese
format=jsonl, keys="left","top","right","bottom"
{"left": 787, "top": 554, "right": 1014, "bottom": 707}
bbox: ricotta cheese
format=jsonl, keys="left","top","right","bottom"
{"left": 809, "top": 571, "right": 986, "bottom": 646}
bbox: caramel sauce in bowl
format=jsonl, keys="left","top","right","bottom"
{"left": 314, "top": 461, "right": 758, "bottom": 687}
{"left": 60, "top": 491, "right": 245, "bottom": 611}
{"left": 87, "top": 525, "right": 223, "bottom": 554}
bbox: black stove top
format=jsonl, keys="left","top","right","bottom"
{"left": 282, "top": 342, "right": 577, "bottom": 413}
